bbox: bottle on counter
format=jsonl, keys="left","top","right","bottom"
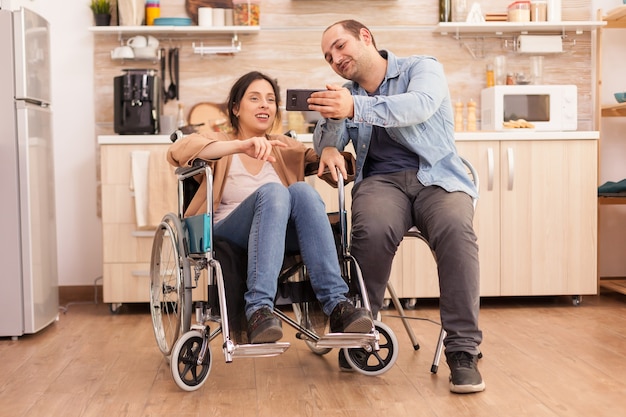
{"left": 467, "top": 99, "right": 477, "bottom": 132}
{"left": 454, "top": 100, "right": 464, "bottom": 132}
{"left": 506, "top": 73, "right": 515, "bottom": 85}
{"left": 176, "top": 103, "right": 185, "bottom": 128}
{"left": 486, "top": 64, "right": 495, "bottom": 87}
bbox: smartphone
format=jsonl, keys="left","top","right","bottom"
{"left": 285, "top": 89, "right": 322, "bottom": 111}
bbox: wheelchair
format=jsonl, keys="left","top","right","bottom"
{"left": 149, "top": 132, "right": 399, "bottom": 391}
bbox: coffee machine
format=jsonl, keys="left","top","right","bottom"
{"left": 114, "top": 69, "right": 161, "bottom": 135}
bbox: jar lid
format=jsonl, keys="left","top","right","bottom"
{"left": 508, "top": 1, "right": 531, "bottom": 7}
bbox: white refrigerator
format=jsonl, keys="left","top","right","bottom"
{"left": 0, "top": 7, "right": 59, "bottom": 338}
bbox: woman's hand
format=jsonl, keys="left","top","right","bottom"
{"left": 239, "top": 137, "right": 288, "bottom": 162}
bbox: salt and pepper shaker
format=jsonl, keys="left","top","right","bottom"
{"left": 467, "top": 99, "right": 477, "bottom": 131}
{"left": 454, "top": 100, "right": 464, "bottom": 132}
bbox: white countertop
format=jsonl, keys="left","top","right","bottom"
{"left": 97, "top": 130, "right": 599, "bottom": 145}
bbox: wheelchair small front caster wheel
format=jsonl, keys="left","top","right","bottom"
{"left": 170, "top": 330, "right": 212, "bottom": 391}
{"left": 342, "top": 320, "right": 398, "bottom": 376}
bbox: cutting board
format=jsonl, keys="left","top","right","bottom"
{"left": 188, "top": 102, "right": 231, "bottom": 134}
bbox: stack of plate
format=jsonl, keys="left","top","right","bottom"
{"left": 153, "top": 17, "right": 193, "bottom": 26}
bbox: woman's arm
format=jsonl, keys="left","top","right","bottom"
{"left": 168, "top": 133, "right": 287, "bottom": 167}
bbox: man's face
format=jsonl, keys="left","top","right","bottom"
{"left": 321, "top": 25, "right": 364, "bottom": 81}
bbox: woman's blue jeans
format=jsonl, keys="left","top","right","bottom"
{"left": 213, "top": 182, "right": 349, "bottom": 320}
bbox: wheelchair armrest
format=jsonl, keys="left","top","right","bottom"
{"left": 174, "top": 159, "right": 210, "bottom": 179}
{"left": 317, "top": 152, "right": 356, "bottom": 188}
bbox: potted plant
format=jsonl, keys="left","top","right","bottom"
{"left": 90, "top": 0, "right": 112, "bottom": 26}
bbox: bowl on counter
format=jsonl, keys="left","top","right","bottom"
{"left": 614, "top": 92, "right": 626, "bottom": 103}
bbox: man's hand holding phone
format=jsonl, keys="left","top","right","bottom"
{"left": 286, "top": 85, "right": 354, "bottom": 119}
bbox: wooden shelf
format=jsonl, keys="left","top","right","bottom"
{"left": 603, "top": 5, "right": 626, "bottom": 28}
{"left": 598, "top": 195, "right": 626, "bottom": 205}
{"left": 434, "top": 21, "right": 605, "bottom": 35}
{"left": 601, "top": 102, "right": 626, "bottom": 117}
{"left": 89, "top": 25, "right": 260, "bottom": 36}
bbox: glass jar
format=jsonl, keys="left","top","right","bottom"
{"left": 452, "top": 0, "right": 468, "bottom": 23}
{"left": 530, "top": 1, "right": 547, "bottom": 22}
{"left": 233, "top": 0, "right": 261, "bottom": 26}
{"left": 508, "top": 1, "right": 531, "bottom": 22}
{"left": 439, "top": 0, "right": 451, "bottom": 23}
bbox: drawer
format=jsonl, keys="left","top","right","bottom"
{"left": 103, "top": 263, "right": 152, "bottom": 303}
{"left": 103, "top": 263, "right": 207, "bottom": 303}
{"left": 101, "top": 144, "right": 170, "bottom": 185}
{"left": 101, "top": 184, "right": 135, "bottom": 224}
{"left": 102, "top": 223, "right": 155, "bottom": 263}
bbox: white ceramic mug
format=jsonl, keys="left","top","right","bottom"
{"left": 127, "top": 35, "right": 148, "bottom": 48}
{"left": 146, "top": 35, "right": 159, "bottom": 48}
{"left": 111, "top": 45, "right": 134, "bottom": 59}
{"left": 132, "top": 46, "right": 158, "bottom": 59}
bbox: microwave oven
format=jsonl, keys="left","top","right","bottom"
{"left": 480, "top": 85, "right": 578, "bottom": 131}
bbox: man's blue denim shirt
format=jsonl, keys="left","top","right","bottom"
{"left": 313, "top": 50, "right": 478, "bottom": 199}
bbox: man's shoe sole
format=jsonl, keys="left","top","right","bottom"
{"left": 449, "top": 379, "right": 486, "bottom": 394}
{"left": 342, "top": 316, "right": 374, "bottom": 333}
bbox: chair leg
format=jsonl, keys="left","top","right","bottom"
{"left": 386, "top": 282, "right": 420, "bottom": 350}
{"left": 430, "top": 327, "right": 447, "bottom": 374}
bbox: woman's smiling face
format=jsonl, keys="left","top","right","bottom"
{"left": 234, "top": 78, "right": 278, "bottom": 136}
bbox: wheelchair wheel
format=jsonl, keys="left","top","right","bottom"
{"left": 170, "top": 330, "right": 212, "bottom": 392}
{"left": 342, "top": 320, "right": 398, "bottom": 376}
{"left": 292, "top": 301, "right": 331, "bottom": 355}
{"left": 150, "top": 213, "right": 192, "bottom": 357}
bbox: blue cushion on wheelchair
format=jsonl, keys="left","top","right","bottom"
{"left": 184, "top": 213, "right": 211, "bottom": 254}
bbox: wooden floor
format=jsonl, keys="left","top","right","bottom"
{"left": 1, "top": 293, "right": 626, "bottom": 417}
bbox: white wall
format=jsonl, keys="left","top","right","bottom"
{"left": 5, "top": 0, "right": 102, "bottom": 286}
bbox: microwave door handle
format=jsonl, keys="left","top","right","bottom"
{"left": 506, "top": 147, "right": 515, "bottom": 191}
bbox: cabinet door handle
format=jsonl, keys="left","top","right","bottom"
{"left": 131, "top": 270, "right": 150, "bottom": 277}
{"left": 487, "top": 147, "right": 494, "bottom": 191}
{"left": 507, "top": 147, "right": 515, "bottom": 190}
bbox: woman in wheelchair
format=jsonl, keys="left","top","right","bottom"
{"left": 167, "top": 71, "right": 373, "bottom": 344}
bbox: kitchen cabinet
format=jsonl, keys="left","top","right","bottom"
{"left": 595, "top": 6, "right": 626, "bottom": 295}
{"left": 99, "top": 138, "right": 206, "bottom": 311}
{"left": 384, "top": 134, "right": 598, "bottom": 302}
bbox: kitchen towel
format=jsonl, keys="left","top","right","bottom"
{"left": 130, "top": 150, "right": 150, "bottom": 229}
{"left": 147, "top": 149, "right": 178, "bottom": 227}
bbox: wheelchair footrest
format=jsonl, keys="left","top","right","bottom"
{"left": 230, "top": 342, "right": 291, "bottom": 358}
{"left": 314, "top": 333, "right": 377, "bottom": 349}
